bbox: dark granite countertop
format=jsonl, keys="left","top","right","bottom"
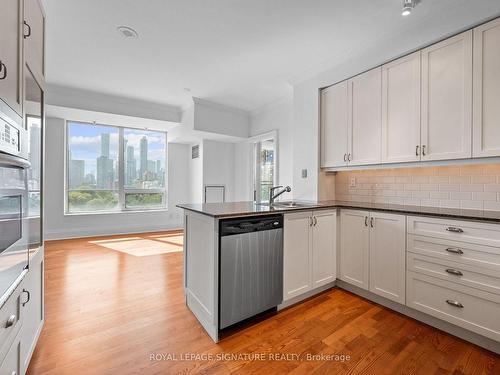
{"left": 177, "top": 200, "right": 500, "bottom": 223}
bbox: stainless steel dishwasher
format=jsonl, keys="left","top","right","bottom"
{"left": 219, "top": 215, "right": 283, "bottom": 329}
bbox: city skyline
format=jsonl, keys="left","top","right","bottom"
{"left": 68, "top": 123, "right": 166, "bottom": 190}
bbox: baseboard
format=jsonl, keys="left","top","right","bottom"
{"left": 336, "top": 279, "right": 500, "bottom": 355}
{"left": 278, "top": 281, "right": 336, "bottom": 310}
{"left": 44, "top": 223, "right": 183, "bottom": 241}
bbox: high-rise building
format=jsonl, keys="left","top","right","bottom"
{"left": 69, "top": 159, "right": 85, "bottom": 189}
{"left": 140, "top": 136, "right": 148, "bottom": 179}
{"left": 84, "top": 173, "right": 96, "bottom": 186}
{"left": 156, "top": 160, "right": 161, "bottom": 175}
{"left": 97, "top": 156, "right": 114, "bottom": 188}
{"left": 126, "top": 145, "right": 136, "bottom": 185}
{"left": 101, "top": 133, "right": 110, "bottom": 158}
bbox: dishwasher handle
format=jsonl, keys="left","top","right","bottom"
{"left": 220, "top": 215, "right": 283, "bottom": 236}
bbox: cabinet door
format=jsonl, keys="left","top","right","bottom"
{"left": 340, "top": 209, "right": 370, "bottom": 289}
{"left": 0, "top": 0, "right": 23, "bottom": 116}
{"left": 473, "top": 18, "right": 500, "bottom": 158}
{"left": 312, "top": 210, "right": 336, "bottom": 288}
{"left": 0, "top": 331, "right": 21, "bottom": 375}
{"left": 348, "top": 67, "right": 382, "bottom": 166}
{"left": 321, "top": 82, "right": 348, "bottom": 168}
{"left": 381, "top": 52, "right": 421, "bottom": 163}
{"left": 369, "top": 212, "right": 406, "bottom": 304}
{"left": 20, "top": 247, "right": 44, "bottom": 374}
{"left": 283, "top": 211, "right": 312, "bottom": 300}
{"left": 421, "top": 31, "right": 472, "bottom": 161}
{"left": 24, "top": 0, "right": 45, "bottom": 80}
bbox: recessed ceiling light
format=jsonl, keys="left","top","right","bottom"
{"left": 117, "top": 26, "right": 139, "bottom": 38}
{"left": 402, "top": 0, "right": 415, "bottom": 16}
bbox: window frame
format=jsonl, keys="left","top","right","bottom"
{"left": 64, "top": 120, "right": 168, "bottom": 215}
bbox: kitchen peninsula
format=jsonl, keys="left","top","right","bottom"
{"left": 178, "top": 200, "right": 500, "bottom": 353}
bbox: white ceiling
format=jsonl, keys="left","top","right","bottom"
{"left": 43, "top": 0, "right": 500, "bottom": 113}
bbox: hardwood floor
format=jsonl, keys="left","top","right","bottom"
{"left": 28, "top": 231, "right": 499, "bottom": 375}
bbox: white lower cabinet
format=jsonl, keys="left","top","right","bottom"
{"left": 340, "top": 209, "right": 406, "bottom": 304}
{"left": 0, "top": 329, "right": 21, "bottom": 375}
{"left": 339, "top": 209, "right": 370, "bottom": 289}
{"left": 283, "top": 210, "right": 336, "bottom": 301}
{"left": 369, "top": 212, "right": 406, "bottom": 304}
{"left": 20, "top": 247, "right": 44, "bottom": 374}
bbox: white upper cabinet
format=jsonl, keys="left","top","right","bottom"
{"left": 369, "top": 212, "right": 406, "bottom": 304}
{"left": 348, "top": 67, "right": 382, "bottom": 166}
{"left": 0, "top": 0, "right": 23, "bottom": 116}
{"left": 320, "top": 81, "right": 348, "bottom": 168}
{"left": 24, "top": 0, "right": 45, "bottom": 81}
{"left": 421, "top": 31, "right": 472, "bottom": 161}
{"left": 473, "top": 18, "right": 500, "bottom": 158}
{"left": 381, "top": 52, "right": 421, "bottom": 163}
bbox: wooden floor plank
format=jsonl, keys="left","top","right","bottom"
{"left": 27, "top": 231, "right": 499, "bottom": 375}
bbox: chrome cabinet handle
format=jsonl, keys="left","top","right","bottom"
{"left": 446, "top": 268, "right": 463, "bottom": 276}
{"left": 22, "top": 288, "right": 31, "bottom": 307}
{"left": 309, "top": 217, "right": 313, "bottom": 227}
{"left": 347, "top": 154, "right": 351, "bottom": 162}
{"left": 422, "top": 145, "right": 426, "bottom": 156}
{"left": 446, "top": 227, "right": 464, "bottom": 233}
{"left": 313, "top": 216, "right": 317, "bottom": 226}
{"left": 23, "top": 21, "right": 31, "bottom": 39}
{"left": 446, "top": 299, "right": 464, "bottom": 308}
{"left": 416, "top": 145, "right": 419, "bottom": 156}
{"left": 446, "top": 247, "right": 464, "bottom": 255}
{"left": 370, "top": 217, "right": 374, "bottom": 228}
{"left": 0, "top": 61, "right": 7, "bottom": 80}
{"left": 5, "top": 314, "right": 16, "bottom": 328}
{"left": 343, "top": 153, "right": 347, "bottom": 162}
{"left": 364, "top": 216, "right": 368, "bottom": 227}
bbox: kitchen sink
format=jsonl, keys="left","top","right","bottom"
{"left": 257, "top": 201, "right": 318, "bottom": 209}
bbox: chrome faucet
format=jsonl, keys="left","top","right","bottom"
{"left": 269, "top": 186, "right": 291, "bottom": 205}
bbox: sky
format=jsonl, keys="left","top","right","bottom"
{"left": 68, "top": 122, "right": 167, "bottom": 176}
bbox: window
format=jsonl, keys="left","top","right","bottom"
{"left": 66, "top": 121, "right": 167, "bottom": 213}
{"left": 251, "top": 132, "right": 278, "bottom": 203}
{"left": 27, "top": 116, "right": 42, "bottom": 217}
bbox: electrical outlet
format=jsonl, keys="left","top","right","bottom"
{"left": 301, "top": 169, "right": 308, "bottom": 178}
{"left": 350, "top": 177, "right": 356, "bottom": 188}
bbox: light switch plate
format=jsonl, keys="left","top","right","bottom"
{"left": 301, "top": 169, "right": 308, "bottom": 178}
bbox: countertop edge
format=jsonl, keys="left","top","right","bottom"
{"left": 177, "top": 203, "right": 500, "bottom": 224}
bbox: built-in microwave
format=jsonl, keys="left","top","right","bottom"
{"left": 0, "top": 109, "right": 28, "bottom": 160}
{"left": 0, "top": 153, "right": 30, "bottom": 306}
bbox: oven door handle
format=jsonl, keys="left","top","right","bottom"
{"left": 0, "top": 153, "right": 31, "bottom": 169}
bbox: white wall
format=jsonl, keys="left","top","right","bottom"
{"left": 188, "top": 142, "right": 204, "bottom": 204}
{"left": 251, "top": 97, "right": 294, "bottom": 191}
{"left": 44, "top": 117, "right": 190, "bottom": 240}
{"left": 233, "top": 141, "right": 252, "bottom": 201}
{"left": 203, "top": 140, "right": 235, "bottom": 202}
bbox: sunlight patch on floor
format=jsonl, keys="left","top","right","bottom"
{"left": 89, "top": 235, "right": 183, "bottom": 257}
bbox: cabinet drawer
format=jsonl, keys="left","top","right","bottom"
{"left": 0, "top": 284, "right": 22, "bottom": 360}
{"left": 407, "top": 271, "right": 500, "bottom": 342}
{"left": 408, "top": 234, "right": 500, "bottom": 271}
{"left": 407, "top": 216, "right": 500, "bottom": 247}
{"left": 407, "top": 252, "right": 500, "bottom": 295}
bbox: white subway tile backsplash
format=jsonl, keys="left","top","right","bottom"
{"left": 472, "top": 192, "right": 497, "bottom": 201}
{"left": 450, "top": 192, "right": 472, "bottom": 200}
{"left": 439, "top": 184, "right": 461, "bottom": 192}
{"left": 430, "top": 191, "right": 450, "bottom": 200}
{"left": 334, "top": 164, "right": 500, "bottom": 211}
{"left": 460, "top": 184, "right": 484, "bottom": 192}
{"left": 471, "top": 175, "right": 496, "bottom": 184}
